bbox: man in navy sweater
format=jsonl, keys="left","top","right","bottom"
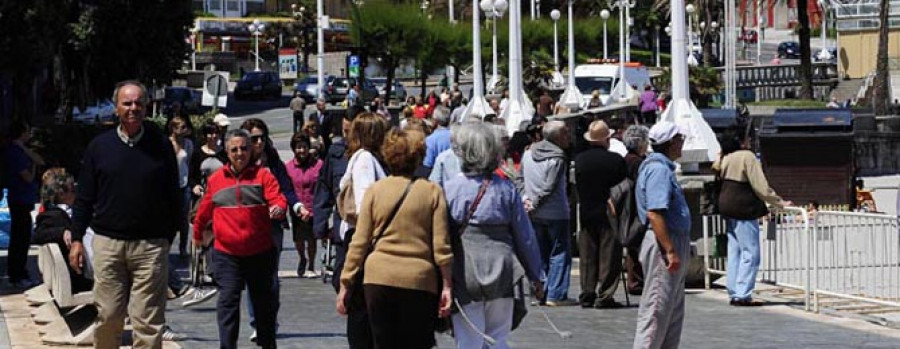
{"left": 69, "top": 81, "right": 182, "bottom": 348}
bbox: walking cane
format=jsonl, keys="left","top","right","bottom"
{"left": 621, "top": 248, "right": 631, "bottom": 307}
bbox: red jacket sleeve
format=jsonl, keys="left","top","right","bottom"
{"left": 262, "top": 169, "right": 288, "bottom": 211}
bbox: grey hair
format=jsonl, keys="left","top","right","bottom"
{"left": 454, "top": 121, "right": 502, "bottom": 175}
{"left": 111, "top": 80, "right": 149, "bottom": 106}
{"left": 623, "top": 125, "right": 650, "bottom": 154}
{"left": 432, "top": 106, "right": 451, "bottom": 126}
{"left": 542, "top": 120, "right": 567, "bottom": 141}
{"left": 224, "top": 128, "right": 250, "bottom": 143}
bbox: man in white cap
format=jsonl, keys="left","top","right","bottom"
{"left": 632, "top": 121, "right": 691, "bottom": 349}
{"left": 574, "top": 120, "right": 627, "bottom": 308}
{"left": 213, "top": 113, "right": 231, "bottom": 146}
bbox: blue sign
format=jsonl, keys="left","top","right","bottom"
{"left": 349, "top": 55, "right": 360, "bottom": 78}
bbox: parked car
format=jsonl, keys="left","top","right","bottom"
{"left": 814, "top": 47, "right": 838, "bottom": 64}
{"left": 369, "top": 77, "right": 408, "bottom": 101}
{"left": 163, "top": 87, "right": 204, "bottom": 115}
{"left": 739, "top": 29, "right": 759, "bottom": 44}
{"left": 293, "top": 75, "right": 334, "bottom": 103}
{"left": 72, "top": 100, "right": 116, "bottom": 125}
{"left": 323, "top": 77, "right": 378, "bottom": 105}
{"left": 777, "top": 41, "right": 801, "bottom": 59}
{"left": 234, "top": 71, "right": 283, "bottom": 100}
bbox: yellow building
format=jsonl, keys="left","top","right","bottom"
{"left": 835, "top": 0, "right": 900, "bottom": 79}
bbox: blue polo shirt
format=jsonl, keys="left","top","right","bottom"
{"left": 423, "top": 127, "right": 451, "bottom": 168}
{"left": 635, "top": 153, "right": 691, "bottom": 235}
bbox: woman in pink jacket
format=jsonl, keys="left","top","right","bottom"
{"left": 285, "top": 133, "right": 324, "bottom": 278}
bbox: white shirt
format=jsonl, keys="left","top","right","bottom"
{"left": 338, "top": 149, "right": 386, "bottom": 240}
{"left": 609, "top": 138, "right": 628, "bottom": 157}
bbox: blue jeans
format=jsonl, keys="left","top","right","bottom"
{"left": 532, "top": 218, "right": 571, "bottom": 301}
{"left": 247, "top": 223, "right": 284, "bottom": 329}
{"left": 726, "top": 219, "right": 761, "bottom": 300}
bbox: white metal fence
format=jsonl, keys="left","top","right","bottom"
{"left": 703, "top": 208, "right": 900, "bottom": 314}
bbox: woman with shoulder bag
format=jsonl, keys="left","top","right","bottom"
{"left": 443, "top": 123, "right": 544, "bottom": 349}
{"left": 336, "top": 128, "right": 453, "bottom": 349}
{"left": 713, "top": 128, "right": 791, "bottom": 307}
{"left": 335, "top": 112, "right": 389, "bottom": 348}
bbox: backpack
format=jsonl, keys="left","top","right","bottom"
{"left": 609, "top": 177, "right": 644, "bottom": 248}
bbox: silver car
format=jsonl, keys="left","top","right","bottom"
{"left": 369, "top": 77, "right": 407, "bottom": 102}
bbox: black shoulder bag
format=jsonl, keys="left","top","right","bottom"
{"left": 344, "top": 178, "right": 418, "bottom": 312}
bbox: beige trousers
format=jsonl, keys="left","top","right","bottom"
{"left": 91, "top": 234, "right": 169, "bottom": 349}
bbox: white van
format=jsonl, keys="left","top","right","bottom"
{"left": 573, "top": 63, "right": 653, "bottom": 106}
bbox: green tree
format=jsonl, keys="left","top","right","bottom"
{"left": 350, "top": 1, "right": 425, "bottom": 102}
{"left": 655, "top": 65, "right": 722, "bottom": 107}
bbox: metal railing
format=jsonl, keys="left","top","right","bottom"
{"left": 702, "top": 207, "right": 812, "bottom": 308}
{"left": 703, "top": 208, "right": 900, "bottom": 314}
{"left": 812, "top": 211, "right": 900, "bottom": 312}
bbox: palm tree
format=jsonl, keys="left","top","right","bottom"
{"left": 796, "top": 0, "right": 814, "bottom": 99}
{"left": 873, "top": 0, "right": 891, "bottom": 115}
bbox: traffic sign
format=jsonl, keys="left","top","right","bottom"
{"left": 202, "top": 71, "right": 229, "bottom": 108}
{"left": 348, "top": 55, "right": 360, "bottom": 78}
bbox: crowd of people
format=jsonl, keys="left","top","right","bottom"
{"left": 0, "top": 78, "right": 792, "bottom": 349}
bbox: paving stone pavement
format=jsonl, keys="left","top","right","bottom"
{"left": 163, "top": 233, "right": 900, "bottom": 349}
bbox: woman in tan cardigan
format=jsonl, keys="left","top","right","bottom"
{"left": 714, "top": 128, "right": 791, "bottom": 307}
{"left": 336, "top": 128, "right": 453, "bottom": 348}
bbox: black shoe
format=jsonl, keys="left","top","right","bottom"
{"left": 731, "top": 298, "right": 763, "bottom": 307}
{"left": 578, "top": 293, "right": 597, "bottom": 308}
{"left": 297, "top": 258, "right": 307, "bottom": 277}
{"left": 594, "top": 298, "right": 624, "bottom": 309}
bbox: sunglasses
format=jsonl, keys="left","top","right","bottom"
{"left": 120, "top": 100, "right": 144, "bottom": 107}
{"left": 250, "top": 135, "right": 265, "bottom": 143}
{"left": 229, "top": 145, "right": 249, "bottom": 153}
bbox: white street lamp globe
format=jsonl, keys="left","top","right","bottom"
{"left": 480, "top": 0, "right": 493, "bottom": 13}
{"left": 291, "top": 3, "right": 296, "bottom": 10}
{"left": 600, "top": 9, "right": 610, "bottom": 20}
{"left": 253, "top": 19, "right": 261, "bottom": 27}
{"left": 711, "top": 21, "right": 718, "bottom": 29}
{"left": 700, "top": 21, "right": 706, "bottom": 29}
{"left": 494, "top": 0, "right": 508, "bottom": 14}
{"left": 686, "top": 4, "right": 695, "bottom": 14}
{"left": 249, "top": 24, "right": 257, "bottom": 32}
{"left": 665, "top": 26, "right": 671, "bottom": 34}
{"left": 550, "top": 9, "right": 561, "bottom": 21}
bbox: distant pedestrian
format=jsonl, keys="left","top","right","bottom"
{"left": 346, "top": 83, "right": 361, "bottom": 108}
{"left": 291, "top": 91, "right": 307, "bottom": 133}
{"left": 69, "top": 81, "right": 182, "bottom": 348}
{"left": 588, "top": 90, "right": 603, "bottom": 109}
{"left": 632, "top": 121, "right": 690, "bottom": 349}
{"left": 193, "top": 129, "right": 287, "bottom": 349}
{"left": 826, "top": 97, "right": 840, "bottom": 109}
{"left": 713, "top": 127, "right": 790, "bottom": 307}
{"left": 311, "top": 98, "right": 334, "bottom": 150}
{"left": 428, "top": 124, "right": 463, "bottom": 188}
{"left": 639, "top": 85, "right": 658, "bottom": 125}
{"left": 3, "top": 121, "right": 42, "bottom": 289}
{"left": 575, "top": 120, "right": 627, "bottom": 309}
{"left": 166, "top": 115, "right": 194, "bottom": 257}
{"left": 537, "top": 89, "right": 555, "bottom": 117}
{"left": 444, "top": 122, "right": 543, "bottom": 348}
{"left": 521, "top": 120, "right": 575, "bottom": 306}
{"left": 413, "top": 96, "right": 429, "bottom": 119}
{"left": 424, "top": 106, "right": 452, "bottom": 169}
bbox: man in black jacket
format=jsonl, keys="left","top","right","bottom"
{"left": 69, "top": 81, "right": 182, "bottom": 348}
{"left": 574, "top": 120, "right": 626, "bottom": 309}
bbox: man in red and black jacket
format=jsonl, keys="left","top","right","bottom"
{"left": 193, "top": 129, "right": 286, "bottom": 349}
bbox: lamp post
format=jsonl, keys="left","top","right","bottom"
{"left": 501, "top": 0, "right": 536, "bottom": 133}
{"left": 248, "top": 19, "right": 265, "bottom": 72}
{"left": 655, "top": 25, "right": 661, "bottom": 67}
{"left": 481, "top": 0, "right": 508, "bottom": 94}
{"left": 816, "top": 0, "right": 832, "bottom": 61}
{"left": 711, "top": 21, "right": 719, "bottom": 64}
{"left": 610, "top": 0, "right": 632, "bottom": 102}
{"left": 536, "top": 0, "right": 541, "bottom": 19}
{"left": 601, "top": 10, "right": 610, "bottom": 60}
{"left": 316, "top": 0, "right": 325, "bottom": 99}
{"left": 551, "top": 9, "right": 561, "bottom": 72}
{"left": 625, "top": 1, "right": 635, "bottom": 62}
{"left": 190, "top": 26, "right": 198, "bottom": 71}
{"left": 463, "top": 0, "right": 493, "bottom": 120}
{"left": 686, "top": 4, "right": 695, "bottom": 53}
{"left": 658, "top": 0, "right": 720, "bottom": 169}
{"left": 558, "top": 0, "right": 582, "bottom": 111}
{"left": 421, "top": 0, "right": 429, "bottom": 15}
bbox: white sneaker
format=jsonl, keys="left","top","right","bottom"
{"left": 182, "top": 286, "right": 218, "bottom": 307}
{"left": 249, "top": 330, "right": 257, "bottom": 343}
{"left": 302, "top": 270, "right": 320, "bottom": 279}
{"left": 162, "top": 325, "right": 185, "bottom": 341}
